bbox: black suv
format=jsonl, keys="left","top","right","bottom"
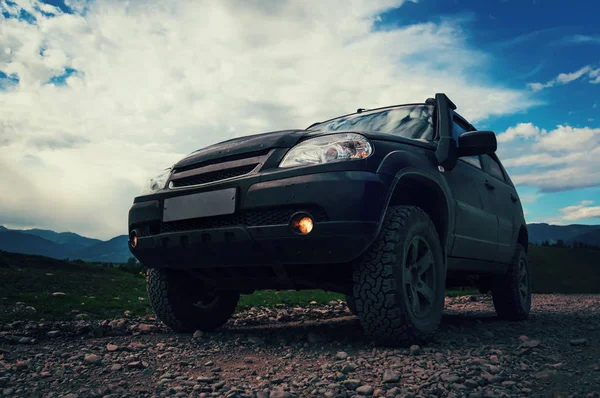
{"left": 128, "top": 93, "right": 530, "bottom": 346}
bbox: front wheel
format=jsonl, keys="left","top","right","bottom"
{"left": 146, "top": 268, "right": 239, "bottom": 332}
{"left": 352, "top": 206, "right": 446, "bottom": 346}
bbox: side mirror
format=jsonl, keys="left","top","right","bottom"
{"left": 457, "top": 131, "right": 497, "bottom": 157}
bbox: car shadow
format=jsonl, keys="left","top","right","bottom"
{"left": 217, "top": 308, "right": 512, "bottom": 346}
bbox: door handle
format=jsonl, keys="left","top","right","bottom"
{"left": 510, "top": 193, "right": 519, "bottom": 203}
{"left": 484, "top": 181, "right": 495, "bottom": 190}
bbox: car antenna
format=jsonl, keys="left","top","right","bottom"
{"left": 357, "top": 108, "right": 368, "bottom": 113}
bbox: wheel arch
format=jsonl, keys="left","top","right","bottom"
{"left": 385, "top": 171, "right": 454, "bottom": 259}
{"left": 518, "top": 225, "right": 529, "bottom": 253}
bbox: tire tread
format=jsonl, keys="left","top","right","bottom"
{"left": 491, "top": 244, "right": 531, "bottom": 321}
{"left": 146, "top": 268, "right": 239, "bottom": 332}
{"left": 352, "top": 205, "right": 445, "bottom": 346}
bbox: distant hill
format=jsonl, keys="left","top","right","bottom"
{"left": 0, "top": 226, "right": 131, "bottom": 263}
{"left": 72, "top": 235, "right": 131, "bottom": 263}
{"left": 21, "top": 228, "right": 102, "bottom": 252}
{"left": 0, "top": 230, "right": 68, "bottom": 259}
{"left": 527, "top": 223, "right": 600, "bottom": 246}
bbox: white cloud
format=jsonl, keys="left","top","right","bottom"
{"left": 555, "top": 66, "right": 591, "bottom": 84}
{"left": 527, "top": 65, "right": 599, "bottom": 91}
{"left": 520, "top": 194, "right": 542, "bottom": 204}
{"left": 510, "top": 166, "right": 600, "bottom": 192}
{"left": 496, "top": 122, "right": 541, "bottom": 143}
{"left": 533, "top": 125, "right": 600, "bottom": 152}
{"left": 502, "top": 152, "right": 580, "bottom": 167}
{"left": 560, "top": 34, "right": 600, "bottom": 45}
{"left": 589, "top": 68, "right": 600, "bottom": 85}
{"left": 499, "top": 123, "right": 600, "bottom": 192}
{"left": 527, "top": 81, "right": 554, "bottom": 92}
{"left": 0, "top": 0, "right": 538, "bottom": 239}
{"left": 556, "top": 201, "right": 600, "bottom": 222}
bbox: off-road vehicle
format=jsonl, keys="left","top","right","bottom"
{"left": 128, "top": 93, "right": 530, "bottom": 346}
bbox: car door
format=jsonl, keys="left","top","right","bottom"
{"left": 443, "top": 116, "right": 498, "bottom": 262}
{"left": 481, "top": 154, "right": 517, "bottom": 264}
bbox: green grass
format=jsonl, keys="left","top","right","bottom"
{"left": 0, "top": 251, "right": 346, "bottom": 322}
{"left": 528, "top": 245, "right": 600, "bottom": 294}
{"left": 0, "top": 251, "right": 150, "bottom": 323}
{"left": 0, "top": 250, "right": 478, "bottom": 323}
{"left": 238, "top": 289, "right": 343, "bottom": 309}
{"left": 2, "top": 244, "right": 597, "bottom": 324}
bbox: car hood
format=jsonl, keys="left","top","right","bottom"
{"left": 173, "top": 129, "right": 434, "bottom": 170}
{"left": 173, "top": 129, "right": 310, "bottom": 169}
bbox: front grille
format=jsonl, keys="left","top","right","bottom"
{"left": 170, "top": 164, "right": 257, "bottom": 188}
{"left": 135, "top": 206, "right": 328, "bottom": 237}
{"left": 174, "top": 149, "right": 271, "bottom": 173}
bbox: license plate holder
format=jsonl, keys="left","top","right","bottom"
{"left": 162, "top": 188, "right": 237, "bottom": 222}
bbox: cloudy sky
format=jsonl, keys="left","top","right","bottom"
{"left": 1, "top": 0, "right": 599, "bottom": 240}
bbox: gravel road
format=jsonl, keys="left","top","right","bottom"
{"left": 1, "top": 294, "right": 599, "bottom": 398}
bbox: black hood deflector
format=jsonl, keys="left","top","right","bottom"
{"left": 173, "top": 130, "right": 309, "bottom": 169}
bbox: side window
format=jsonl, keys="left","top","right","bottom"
{"left": 452, "top": 113, "right": 473, "bottom": 144}
{"left": 485, "top": 155, "right": 506, "bottom": 182}
{"left": 452, "top": 119, "right": 467, "bottom": 142}
{"left": 460, "top": 155, "right": 482, "bottom": 169}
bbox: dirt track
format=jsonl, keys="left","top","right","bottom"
{"left": 1, "top": 294, "right": 599, "bottom": 397}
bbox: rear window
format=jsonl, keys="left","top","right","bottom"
{"left": 308, "top": 104, "right": 435, "bottom": 142}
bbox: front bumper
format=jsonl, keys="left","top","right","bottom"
{"left": 128, "top": 171, "right": 393, "bottom": 268}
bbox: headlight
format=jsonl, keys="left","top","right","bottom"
{"left": 279, "top": 133, "right": 372, "bottom": 168}
{"left": 140, "top": 168, "right": 172, "bottom": 195}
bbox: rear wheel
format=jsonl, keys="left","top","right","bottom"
{"left": 352, "top": 205, "right": 446, "bottom": 346}
{"left": 491, "top": 244, "right": 531, "bottom": 321}
{"left": 146, "top": 268, "right": 239, "bottom": 332}
{"left": 345, "top": 294, "right": 357, "bottom": 315}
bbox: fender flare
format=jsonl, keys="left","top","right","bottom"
{"left": 375, "top": 150, "right": 456, "bottom": 258}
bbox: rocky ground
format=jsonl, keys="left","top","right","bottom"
{"left": 1, "top": 294, "right": 599, "bottom": 398}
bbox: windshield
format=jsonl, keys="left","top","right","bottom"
{"left": 307, "top": 104, "right": 435, "bottom": 142}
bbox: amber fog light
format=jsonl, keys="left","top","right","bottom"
{"left": 290, "top": 214, "right": 314, "bottom": 235}
{"left": 129, "top": 230, "right": 138, "bottom": 248}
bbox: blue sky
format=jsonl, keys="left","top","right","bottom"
{"left": 377, "top": 0, "right": 600, "bottom": 225}
{"left": 0, "top": 0, "right": 599, "bottom": 238}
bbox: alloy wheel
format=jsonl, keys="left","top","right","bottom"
{"left": 403, "top": 236, "right": 436, "bottom": 318}
{"left": 518, "top": 258, "right": 529, "bottom": 303}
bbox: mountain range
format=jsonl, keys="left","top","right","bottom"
{"left": 527, "top": 223, "right": 600, "bottom": 246}
{"left": 0, "top": 226, "right": 130, "bottom": 263}
{"left": 0, "top": 222, "right": 598, "bottom": 264}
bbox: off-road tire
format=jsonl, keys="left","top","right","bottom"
{"left": 491, "top": 244, "right": 531, "bottom": 321}
{"left": 352, "top": 205, "right": 446, "bottom": 346}
{"left": 146, "top": 268, "right": 239, "bottom": 332}
{"left": 345, "top": 295, "right": 358, "bottom": 315}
